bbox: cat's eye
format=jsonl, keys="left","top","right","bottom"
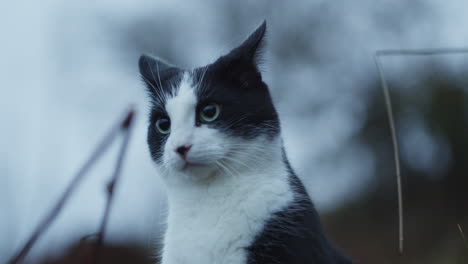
{"left": 200, "top": 103, "right": 220, "bottom": 122}
{"left": 156, "top": 117, "right": 171, "bottom": 134}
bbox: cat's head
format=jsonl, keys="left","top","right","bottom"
{"left": 139, "top": 21, "right": 280, "bottom": 183}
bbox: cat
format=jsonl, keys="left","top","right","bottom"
{"left": 139, "top": 21, "right": 353, "bottom": 264}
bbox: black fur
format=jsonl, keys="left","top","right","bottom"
{"left": 138, "top": 54, "right": 181, "bottom": 98}
{"left": 246, "top": 155, "right": 353, "bottom": 263}
{"left": 191, "top": 62, "right": 280, "bottom": 139}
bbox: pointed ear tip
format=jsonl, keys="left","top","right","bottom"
{"left": 257, "top": 20, "right": 267, "bottom": 36}
{"left": 138, "top": 54, "right": 151, "bottom": 70}
{"left": 255, "top": 20, "right": 267, "bottom": 50}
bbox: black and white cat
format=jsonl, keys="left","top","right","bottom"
{"left": 139, "top": 21, "right": 353, "bottom": 264}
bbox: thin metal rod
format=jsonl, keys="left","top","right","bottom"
{"left": 374, "top": 47, "right": 468, "bottom": 254}
{"left": 9, "top": 109, "right": 134, "bottom": 264}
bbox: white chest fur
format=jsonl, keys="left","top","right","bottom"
{"left": 160, "top": 159, "right": 293, "bottom": 264}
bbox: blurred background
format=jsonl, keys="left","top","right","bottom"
{"left": 1, "top": 0, "right": 467, "bottom": 263}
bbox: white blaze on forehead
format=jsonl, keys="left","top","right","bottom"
{"left": 165, "top": 73, "right": 197, "bottom": 146}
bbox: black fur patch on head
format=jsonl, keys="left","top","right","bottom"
{"left": 139, "top": 21, "right": 280, "bottom": 163}
{"left": 139, "top": 54, "right": 182, "bottom": 106}
{"left": 139, "top": 54, "right": 184, "bottom": 163}
{"left": 146, "top": 103, "right": 173, "bottom": 164}
{"left": 191, "top": 21, "right": 279, "bottom": 139}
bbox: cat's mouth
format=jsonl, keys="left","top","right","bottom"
{"left": 183, "top": 162, "right": 206, "bottom": 169}
{"left": 179, "top": 161, "right": 213, "bottom": 172}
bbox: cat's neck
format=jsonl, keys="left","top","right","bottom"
{"left": 160, "top": 139, "right": 296, "bottom": 264}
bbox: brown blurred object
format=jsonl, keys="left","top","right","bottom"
{"left": 38, "top": 241, "right": 156, "bottom": 264}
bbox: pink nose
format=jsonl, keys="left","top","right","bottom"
{"left": 175, "top": 145, "right": 192, "bottom": 158}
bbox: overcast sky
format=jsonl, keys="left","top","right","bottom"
{"left": 1, "top": 0, "right": 468, "bottom": 261}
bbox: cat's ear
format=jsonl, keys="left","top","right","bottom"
{"left": 138, "top": 54, "right": 180, "bottom": 93}
{"left": 218, "top": 21, "right": 267, "bottom": 72}
{"left": 231, "top": 20, "right": 266, "bottom": 66}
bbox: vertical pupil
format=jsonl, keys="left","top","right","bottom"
{"left": 159, "top": 119, "right": 170, "bottom": 130}
{"left": 204, "top": 106, "right": 215, "bottom": 117}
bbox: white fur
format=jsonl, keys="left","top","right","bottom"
{"left": 155, "top": 72, "right": 293, "bottom": 264}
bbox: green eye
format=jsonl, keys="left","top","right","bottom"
{"left": 200, "top": 103, "right": 221, "bottom": 122}
{"left": 156, "top": 117, "right": 171, "bottom": 134}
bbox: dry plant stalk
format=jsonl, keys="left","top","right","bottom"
{"left": 9, "top": 108, "right": 135, "bottom": 264}
{"left": 92, "top": 110, "right": 135, "bottom": 264}
{"left": 374, "top": 47, "right": 468, "bottom": 253}
{"left": 458, "top": 224, "right": 468, "bottom": 249}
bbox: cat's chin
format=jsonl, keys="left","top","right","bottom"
{"left": 173, "top": 162, "right": 218, "bottom": 181}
